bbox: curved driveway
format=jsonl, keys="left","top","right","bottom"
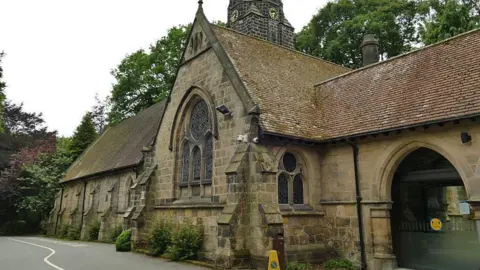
{"left": 0, "top": 236, "right": 206, "bottom": 270}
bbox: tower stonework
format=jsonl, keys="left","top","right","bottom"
{"left": 227, "top": 0, "right": 295, "bottom": 49}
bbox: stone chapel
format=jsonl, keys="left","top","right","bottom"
{"left": 49, "top": 1, "right": 480, "bottom": 269}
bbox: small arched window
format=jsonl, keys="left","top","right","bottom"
{"left": 179, "top": 98, "right": 214, "bottom": 198}
{"left": 278, "top": 152, "right": 305, "bottom": 205}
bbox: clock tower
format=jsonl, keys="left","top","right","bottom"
{"left": 227, "top": 0, "right": 295, "bottom": 49}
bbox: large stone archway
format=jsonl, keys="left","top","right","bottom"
{"left": 370, "top": 137, "right": 475, "bottom": 270}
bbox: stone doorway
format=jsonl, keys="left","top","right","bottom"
{"left": 390, "top": 147, "right": 480, "bottom": 270}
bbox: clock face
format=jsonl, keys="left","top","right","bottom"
{"left": 231, "top": 10, "right": 239, "bottom": 23}
{"left": 269, "top": 8, "right": 279, "bottom": 20}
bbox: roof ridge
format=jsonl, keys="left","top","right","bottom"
{"left": 316, "top": 27, "right": 480, "bottom": 86}
{"left": 211, "top": 24, "right": 350, "bottom": 71}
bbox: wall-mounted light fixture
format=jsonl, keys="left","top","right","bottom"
{"left": 216, "top": 105, "right": 232, "bottom": 116}
{"left": 461, "top": 132, "right": 472, "bottom": 144}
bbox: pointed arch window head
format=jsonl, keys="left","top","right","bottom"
{"left": 179, "top": 97, "right": 215, "bottom": 197}
{"left": 278, "top": 152, "right": 306, "bottom": 205}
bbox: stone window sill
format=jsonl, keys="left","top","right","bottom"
{"left": 280, "top": 204, "right": 325, "bottom": 217}
{"left": 154, "top": 204, "right": 225, "bottom": 210}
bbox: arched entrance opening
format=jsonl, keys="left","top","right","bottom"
{"left": 391, "top": 147, "right": 480, "bottom": 269}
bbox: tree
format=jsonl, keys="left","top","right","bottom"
{"left": 1, "top": 101, "right": 49, "bottom": 170}
{"left": 0, "top": 52, "right": 6, "bottom": 133}
{"left": 91, "top": 93, "right": 109, "bottom": 134}
{"left": 295, "top": 0, "right": 424, "bottom": 68}
{"left": 68, "top": 112, "right": 97, "bottom": 160}
{"left": 420, "top": 0, "right": 480, "bottom": 45}
{"left": 108, "top": 24, "right": 191, "bottom": 125}
{"left": 16, "top": 139, "right": 73, "bottom": 233}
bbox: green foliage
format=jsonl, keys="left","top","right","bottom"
{"left": 0, "top": 51, "right": 6, "bottom": 133}
{"left": 420, "top": 0, "right": 480, "bottom": 45}
{"left": 324, "top": 259, "right": 356, "bottom": 270}
{"left": 87, "top": 220, "right": 101, "bottom": 241}
{"left": 15, "top": 140, "right": 73, "bottom": 233}
{"left": 58, "top": 224, "right": 70, "bottom": 239}
{"left": 165, "top": 223, "right": 203, "bottom": 261}
{"left": 295, "top": 0, "right": 424, "bottom": 68}
{"left": 67, "top": 226, "right": 81, "bottom": 240}
{"left": 286, "top": 262, "right": 313, "bottom": 270}
{"left": 68, "top": 112, "right": 97, "bottom": 160}
{"left": 145, "top": 218, "right": 173, "bottom": 256}
{"left": 115, "top": 228, "right": 132, "bottom": 252}
{"left": 107, "top": 225, "right": 124, "bottom": 243}
{"left": 108, "top": 24, "right": 191, "bottom": 125}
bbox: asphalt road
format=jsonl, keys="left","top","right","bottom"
{"left": 0, "top": 236, "right": 207, "bottom": 270}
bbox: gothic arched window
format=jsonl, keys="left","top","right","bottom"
{"left": 179, "top": 99, "right": 214, "bottom": 198}
{"left": 278, "top": 152, "right": 305, "bottom": 205}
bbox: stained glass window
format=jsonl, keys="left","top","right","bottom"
{"left": 293, "top": 175, "right": 304, "bottom": 204}
{"left": 190, "top": 100, "right": 210, "bottom": 140}
{"left": 205, "top": 134, "right": 213, "bottom": 182}
{"left": 278, "top": 174, "right": 289, "bottom": 204}
{"left": 182, "top": 142, "right": 189, "bottom": 183}
{"left": 192, "top": 146, "right": 201, "bottom": 182}
{"left": 283, "top": 152, "right": 297, "bottom": 172}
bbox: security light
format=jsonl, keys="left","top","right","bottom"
{"left": 461, "top": 132, "right": 472, "bottom": 144}
{"left": 216, "top": 105, "right": 232, "bottom": 116}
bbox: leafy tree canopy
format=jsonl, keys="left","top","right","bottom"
{"left": 68, "top": 112, "right": 97, "bottom": 160}
{"left": 0, "top": 52, "right": 6, "bottom": 133}
{"left": 296, "top": 0, "right": 423, "bottom": 68}
{"left": 108, "top": 24, "right": 191, "bottom": 125}
{"left": 420, "top": 0, "right": 480, "bottom": 45}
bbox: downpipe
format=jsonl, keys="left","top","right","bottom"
{"left": 348, "top": 142, "right": 367, "bottom": 270}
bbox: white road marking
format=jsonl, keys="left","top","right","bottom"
{"left": 7, "top": 238, "right": 65, "bottom": 270}
{"left": 33, "top": 237, "right": 88, "bottom": 247}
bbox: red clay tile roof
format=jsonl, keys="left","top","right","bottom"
{"left": 315, "top": 29, "right": 480, "bottom": 140}
{"left": 212, "top": 25, "right": 350, "bottom": 139}
{"left": 62, "top": 100, "right": 167, "bottom": 182}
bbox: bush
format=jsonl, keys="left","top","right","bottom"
{"left": 66, "top": 226, "right": 81, "bottom": 240}
{"left": 107, "top": 225, "right": 124, "bottom": 243}
{"left": 165, "top": 223, "right": 203, "bottom": 261}
{"left": 286, "top": 262, "right": 313, "bottom": 270}
{"left": 87, "top": 220, "right": 101, "bottom": 241}
{"left": 146, "top": 219, "right": 173, "bottom": 256}
{"left": 58, "top": 224, "right": 70, "bottom": 239}
{"left": 115, "top": 229, "right": 132, "bottom": 252}
{"left": 324, "top": 259, "right": 355, "bottom": 270}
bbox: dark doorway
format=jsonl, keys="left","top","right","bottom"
{"left": 391, "top": 148, "right": 480, "bottom": 270}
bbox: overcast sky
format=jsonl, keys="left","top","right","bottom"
{"left": 0, "top": 0, "right": 328, "bottom": 137}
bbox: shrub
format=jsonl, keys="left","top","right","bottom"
{"left": 115, "top": 229, "right": 132, "bottom": 252}
{"left": 107, "top": 225, "right": 124, "bottom": 243}
{"left": 286, "top": 262, "right": 313, "bottom": 270}
{"left": 165, "top": 223, "right": 203, "bottom": 261}
{"left": 324, "top": 259, "right": 355, "bottom": 270}
{"left": 58, "top": 224, "right": 70, "bottom": 239}
{"left": 66, "top": 226, "right": 81, "bottom": 240}
{"left": 87, "top": 220, "right": 101, "bottom": 241}
{"left": 146, "top": 218, "right": 173, "bottom": 256}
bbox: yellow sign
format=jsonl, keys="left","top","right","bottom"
{"left": 430, "top": 218, "right": 443, "bottom": 231}
{"left": 268, "top": 250, "right": 280, "bottom": 270}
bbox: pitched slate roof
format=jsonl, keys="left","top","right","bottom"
{"left": 212, "top": 25, "right": 350, "bottom": 139}
{"left": 315, "top": 29, "right": 480, "bottom": 140}
{"left": 62, "top": 100, "right": 167, "bottom": 182}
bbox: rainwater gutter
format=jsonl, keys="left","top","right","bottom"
{"left": 348, "top": 141, "right": 367, "bottom": 270}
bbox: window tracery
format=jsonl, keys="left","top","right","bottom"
{"left": 179, "top": 99, "right": 214, "bottom": 198}
{"left": 277, "top": 152, "right": 305, "bottom": 205}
